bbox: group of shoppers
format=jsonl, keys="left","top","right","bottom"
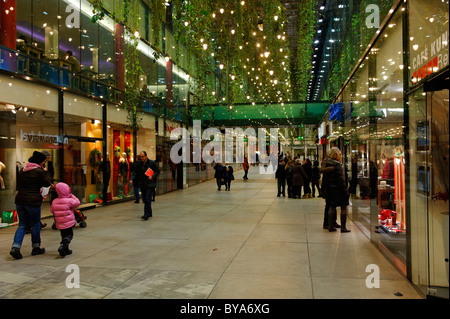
{"left": 10, "top": 150, "right": 80, "bottom": 260}
{"left": 275, "top": 157, "right": 321, "bottom": 199}
{"left": 275, "top": 147, "right": 350, "bottom": 233}
{"left": 9, "top": 148, "right": 161, "bottom": 260}
{"left": 214, "top": 162, "right": 235, "bottom": 191}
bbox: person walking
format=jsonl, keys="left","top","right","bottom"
{"left": 10, "top": 151, "right": 52, "bottom": 259}
{"left": 302, "top": 158, "right": 312, "bottom": 198}
{"left": 275, "top": 158, "right": 286, "bottom": 197}
{"left": 322, "top": 147, "right": 351, "bottom": 233}
{"left": 50, "top": 182, "right": 80, "bottom": 257}
{"left": 243, "top": 156, "right": 249, "bottom": 180}
{"left": 285, "top": 160, "right": 294, "bottom": 198}
{"left": 292, "top": 159, "right": 307, "bottom": 199}
{"left": 214, "top": 162, "right": 225, "bottom": 191}
{"left": 135, "top": 151, "right": 160, "bottom": 220}
{"left": 311, "top": 160, "right": 321, "bottom": 198}
{"left": 224, "top": 163, "right": 234, "bottom": 191}
{"left": 130, "top": 155, "right": 141, "bottom": 203}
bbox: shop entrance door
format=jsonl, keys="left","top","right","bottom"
{"left": 424, "top": 78, "right": 449, "bottom": 298}
{"left": 62, "top": 136, "right": 103, "bottom": 205}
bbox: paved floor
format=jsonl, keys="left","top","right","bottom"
{"left": 0, "top": 166, "right": 422, "bottom": 299}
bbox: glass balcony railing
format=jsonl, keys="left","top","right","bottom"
{"left": 0, "top": 44, "right": 188, "bottom": 123}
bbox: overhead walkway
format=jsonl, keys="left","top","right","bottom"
{"left": 0, "top": 166, "right": 421, "bottom": 300}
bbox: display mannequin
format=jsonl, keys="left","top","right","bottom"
{"left": 118, "top": 153, "right": 129, "bottom": 196}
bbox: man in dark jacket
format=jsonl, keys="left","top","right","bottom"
{"left": 10, "top": 151, "right": 52, "bottom": 259}
{"left": 275, "top": 159, "right": 286, "bottom": 197}
{"left": 311, "top": 160, "right": 321, "bottom": 198}
{"left": 214, "top": 163, "right": 225, "bottom": 191}
{"left": 135, "top": 151, "right": 160, "bottom": 220}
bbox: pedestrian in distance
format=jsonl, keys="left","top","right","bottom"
{"left": 292, "top": 159, "right": 307, "bottom": 199}
{"left": 134, "top": 151, "right": 160, "bottom": 220}
{"left": 214, "top": 162, "right": 225, "bottom": 191}
{"left": 243, "top": 156, "right": 249, "bottom": 180}
{"left": 311, "top": 160, "right": 322, "bottom": 198}
{"left": 50, "top": 182, "right": 80, "bottom": 257}
{"left": 275, "top": 158, "right": 286, "bottom": 197}
{"left": 321, "top": 147, "right": 351, "bottom": 233}
{"left": 285, "top": 160, "right": 294, "bottom": 198}
{"left": 302, "top": 158, "right": 312, "bottom": 198}
{"left": 321, "top": 156, "right": 340, "bottom": 230}
{"left": 10, "top": 151, "right": 52, "bottom": 260}
{"left": 224, "top": 163, "right": 234, "bottom": 191}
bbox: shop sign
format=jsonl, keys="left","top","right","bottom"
{"left": 329, "top": 103, "right": 344, "bottom": 121}
{"left": 20, "top": 129, "right": 68, "bottom": 146}
{"left": 412, "top": 31, "right": 448, "bottom": 83}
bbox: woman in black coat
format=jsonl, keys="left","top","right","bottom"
{"left": 10, "top": 151, "right": 53, "bottom": 259}
{"left": 321, "top": 147, "right": 350, "bottom": 232}
{"left": 292, "top": 159, "right": 307, "bottom": 199}
{"left": 224, "top": 163, "right": 234, "bottom": 191}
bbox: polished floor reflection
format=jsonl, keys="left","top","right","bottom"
{"left": 0, "top": 166, "right": 422, "bottom": 299}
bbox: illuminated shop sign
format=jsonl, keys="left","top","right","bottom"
{"left": 329, "top": 103, "right": 344, "bottom": 121}
{"left": 20, "top": 130, "right": 68, "bottom": 145}
{"left": 412, "top": 31, "right": 448, "bottom": 83}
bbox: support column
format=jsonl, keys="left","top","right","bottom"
{"left": 166, "top": 60, "right": 173, "bottom": 108}
{"left": 0, "top": 0, "right": 17, "bottom": 72}
{"left": 1, "top": 0, "right": 16, "bottom": 49}
{"left": 115, "top": 24, "right": 125, "bottom": 93}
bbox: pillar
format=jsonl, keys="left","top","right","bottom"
{"left": 115, "top": 24, "right": 125, "bottom": 92}
{"left": 1, "top": 0, "right": 16, "bottom": 49}
{"left": 166, "top": 60, "right": 173, "bottom": 107}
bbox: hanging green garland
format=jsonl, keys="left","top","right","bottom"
{"left": 89, "top": 148, "right": 102, "bottom": 167}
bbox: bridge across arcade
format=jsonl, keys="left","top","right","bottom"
{"left": 191, "top": 101, "right": 330, "bottom": 127}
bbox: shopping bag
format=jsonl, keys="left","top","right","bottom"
{"left": 40, "top": 186, "right": 50, "bottom": 199}
{"left": 2, "top": 211, "right": 17, "bottom": 224}
{"left": 89, "top": 194, "right": 97, "bottom": 203}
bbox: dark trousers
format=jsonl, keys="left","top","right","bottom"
{"left": 303, "top": 180, "right": 311, "bottom": 194}
{"left": 12, "top": 205, "right": 41, "bottom": 249}
{"left": 287, "top": 179, "right": 293, "bottom": 197}
{"left": 60, "top": 227, "right": 74, "bottom": 245}
{"left": 277, "top": 178, "right": 286, "bottom": 195}
{"left": 243, "top": 170, "right": 248, "bottom": 179}
{"left": 134, "top": 184, "right": 140, "bottom": 202}
{"left": 216, "top": 178, "right": 222, "bottom": 190}
{"left": 141, "top": 187, "right": 154, "bottom": 218}
{"left": 293, "top": 185, "right": 303, "bottom": 198}
{"left": 328, "top": 205, "right": 348, "bottom": 229}
{"left": 311, "top": 180, "right": 321, "bottom": 197}
{"left": 225, "top": 179, "right": 231, "bottom": 190}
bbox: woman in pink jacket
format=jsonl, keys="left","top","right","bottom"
{"left": 50, "top": 182, "right": 80, "bottom": 257}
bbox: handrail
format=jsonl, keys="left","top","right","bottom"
{"left": 0, "top": 44, "right": 188, "bottom": 123}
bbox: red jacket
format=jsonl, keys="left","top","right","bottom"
{"left": 50, "top": 183, "right": 80, "bottom": 230}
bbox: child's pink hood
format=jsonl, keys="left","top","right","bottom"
{"left": 55, "top": 182, "right": 71, "bottom": 198}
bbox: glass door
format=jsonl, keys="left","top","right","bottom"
{"left": 426, "top": 88, "right": 449, "bottom": 299}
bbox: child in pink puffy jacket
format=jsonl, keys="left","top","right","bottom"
{"left": 50, "top": 182, "right": 80, "bottom": 257}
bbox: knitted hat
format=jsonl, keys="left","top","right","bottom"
{"left": 28, "top": 151, "right": 47, "bottom": 164}
{"left": 41, "top": 150, "right": 51, "bottom": 157}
